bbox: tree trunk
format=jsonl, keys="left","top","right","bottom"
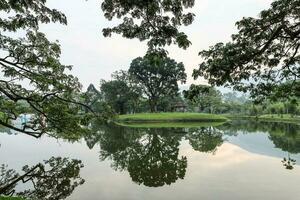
{"left": 149, "top": 97, "right": 158, "bottom": 113}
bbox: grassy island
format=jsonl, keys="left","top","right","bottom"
{"left": 117, "top": 113, "right": 228, "bottom": 123}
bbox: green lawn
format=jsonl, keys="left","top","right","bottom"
{"left": 117, "top": 113, "right": 228, "bottom": 123}
{"left": 0, "top": 112, "right": 5, "bottom": 120}
{"left": 258, "top": 114, "right": 300, "bottom": 124}
{"left": 0, "top": 197, "right": 25, "bottom": 200}
{"left": 116, "top": 121, "right": 225, "bottom": 128}
{"left": 223, "top": 114, "right": 300, "bottom": 124}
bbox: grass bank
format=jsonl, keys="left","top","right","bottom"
{"left": 0, "top": 112, "right": 5, "bottom": 121}
{"left": 117, "top": 113, "right": 228, "bottom": 123}
{"left": 224, "top": 114, "right": 300, "bottom": 124}
{"left": 258, "top": 114, "right": 300, "bottom": 124}
{"left": 116, "top": 121, "right": 225, "bottom": 128}
{"left": 0, "top": 197, "right": 25, "bottom": 200}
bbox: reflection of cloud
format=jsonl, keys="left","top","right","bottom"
{"left": 182, "top": 142, "right": 257, "bottom": 169}
{"left": 203, "top": 143, "right": 256, "bottom": 168}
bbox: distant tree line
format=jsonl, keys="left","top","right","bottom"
{"left": 86, "top": 74, "right": 300, "bottom": 117}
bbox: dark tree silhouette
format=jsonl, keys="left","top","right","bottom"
{"left": 193, "top": 0, "right": 300, "bottom": 101}
{"left": 101, "top": 0, "right": 195, "bottom": 54}
{"left": 98, "top": 126, "right": 187, "bottom": 187}
{"left": 186, "top": 127, "right": 224, "bottom": 153}
{"left": 0, "top": 0, "right": 94, "bottom": 138}
{"left": 0, "top": 157, "right": 85, "bottom": 199}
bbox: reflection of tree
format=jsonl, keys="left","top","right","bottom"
{"left": 127, "top": 132, "right": 187, "bottom": 187}
{"left": 282, "top": 157, "right": 296, "bottom": 170}
{"left": 99, "top": 125, "right": 142, "bottom": 170}
{"left": 98, "top": 126, "right": 187, "bottom": 187}
{"left": 185, "top": 127, "right": 224, "bottom": 153}
{"left": 0, "top": 157, "right": 84, "bottom": 199}
{"left": 220, "top": 120, "right": 300, "bottom": 170}
{"left": 269, "top": 125, "right": 299, "bottom": 170}
{"left": 268, "top": 124, "right": 300, "bottom": 154}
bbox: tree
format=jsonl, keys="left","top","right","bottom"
{"left": 284, "top": 98, "right": 299, "bottom": 117}
{"left": 100, "top": 70, "right": 143, "bottom": 114}
{"left": 98, "top": 126, "right": 187, "bottom": 187}
{"left": 0, "top": 157, "right": 84, "bottom": 199}
{"left": 111, "top": 70, "right": 144, "bottom": 113}
{"left": 193, "top": 0, "right": 300, "bottom": 101}
{"left": 100, "top": 80, "right": 131, "bottom": 114}
{"left": 0, "top": 0, "right": 93, "bottom": 138}
{"left": 183, "top": 84, "right": 222, "bottom": 113}
{"left": 101, "top": 0, "right": 195, "bottom": 54}
{"left": 129, "top": 55, "right": 187, "bottom": 112}
{"left": 185, "top": 127, "right": 223, "bottom": 153}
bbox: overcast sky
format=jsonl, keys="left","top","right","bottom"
{"left": 41, "top": 0, "right": 273, "bottom": 90}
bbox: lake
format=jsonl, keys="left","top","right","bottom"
{"left": 1, "top": 120, "right": 300, "bottom": 200}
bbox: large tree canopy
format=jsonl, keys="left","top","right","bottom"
{"left": 129, "top": 55, "right": 186, "bottom": 112}
{"left": 101, "top": 0, "right": 195, "bottom": 54}
{"left": 100, "top": 70, "right": 143, "bottom": 114}
{"left": 0, "top": 0, "right": 92, "bottom": 138}
{"left": 193, "top": 0, "right": 300, "bottom": 101}
{"left": 184, "top": 84, "right": 223, "bottom": 113}
{"left": 97, "top": 126, "right": 187, "bottom": 187}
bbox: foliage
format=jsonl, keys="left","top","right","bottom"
{"left": 0, "top": 157, "right": 84, "bottom": 199}
{"left": 193, "top": 0, "right": 300, "bottom": 101}
{"left": 0, "top": 0, "right": 93, "bottom": 138}
{"left": 97, "top": 126, "right": 186, "bottom": 187}
{"left": 129, "top": 54, "right": 186, "bottom": 112}
{"left": 85, "top": 123, "right": 228, "bottom": 186}
{"left": 183, "top": 84, "right": 223, "bottom": 113}
{"left": 185, "top": 127, "right": 223, "bottom": 153}
{"left": 100, "top": 80, "right": 131, "bottom": 114}
{"left": 100, "top": 70, "right": 143, "bottom": 114}
{"left": 101, "top": 0, "right": 195, "bottom": 54}
{"left": 220, "top": 120, "right": 300, "bottom": 155}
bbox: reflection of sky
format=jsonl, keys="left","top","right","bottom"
{"left": 227, "top": 132, "right": 300, "bottom": 161}
{"left": 179, "top": 142, "right": 300, "bottom": 200}
{"left": 31, "top": 0, "right": 273, "bottom": 89}
{"left": 1, "top": 127, "right": 300, "bottom": 200}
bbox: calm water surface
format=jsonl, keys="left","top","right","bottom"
{"left": 1, "top": 120, "right": 300, "bottom": 200}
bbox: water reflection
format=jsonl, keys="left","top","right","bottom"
{"left": 1, "top": 120, "right": 300, "bottom": 198}
{"left": 91, "top": 125, "right": 188, "bottom": 187}
{"left": 0, "top": 157, "right": 85, "bottom": 199}
{"left": 85, "top": 121, "right": 300, "bottom": 188}
{"left": 219, "top": 121, "right": 300, "bottom": 170}
{"left": 185, "top": 127, "right": 224, "bottom": 153}
{"left": 83, "top": 123, "right": 224, "bottom": 187}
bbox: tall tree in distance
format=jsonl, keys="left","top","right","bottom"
{"left": 0, "top": 1, "right": 92, "bottom": 138}
{"left": 129, "top": 55, "right": 187, "bottom": 112}
{"left": 193, "top": 0, "right": 300, "bottom": 101}
{"left": 101, "top": 0, "right": 195, "bottom": 55}
{"left": 184, "top": 84, "right": 222, "bottom": 113}
{"left": 100, "top": 70, "right": 143, "bottom": 114}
